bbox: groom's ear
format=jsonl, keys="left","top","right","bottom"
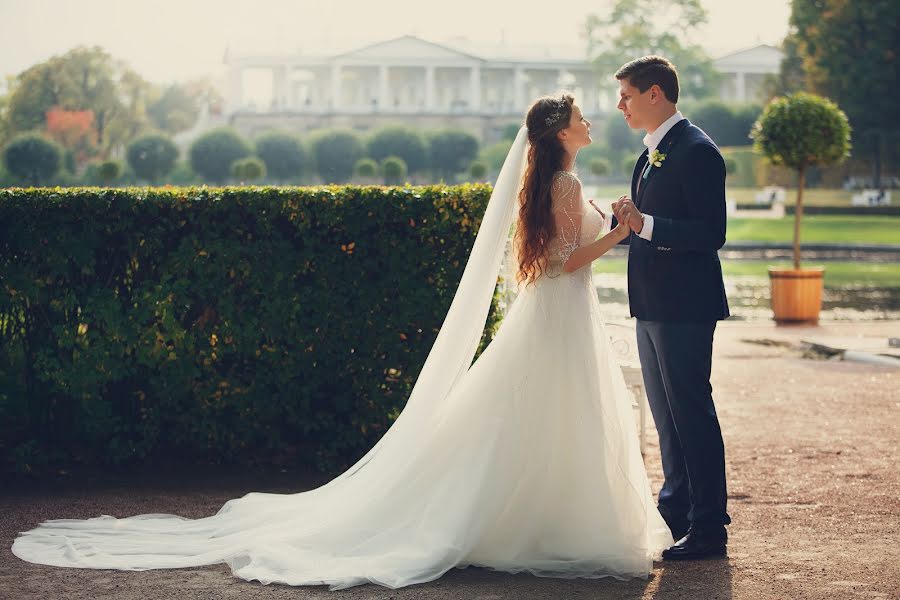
{"left": 649, "top": 84, "right": 662, "bottom": 104}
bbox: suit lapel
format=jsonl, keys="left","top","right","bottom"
{"left": 636, "top": 118, "right": 691, "bottom": 207}
{"left": 631, "top": 149, "right": 649, "bottom": 201}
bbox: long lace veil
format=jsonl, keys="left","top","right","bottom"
{"left": 330, "top": 125, "right": 529, "bottom": 482}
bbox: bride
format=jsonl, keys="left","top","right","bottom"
{"left": 12, "top": 93, "right": 673, "bottom": 590}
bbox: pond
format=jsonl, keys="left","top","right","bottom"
{"left": 592, "top": 273, "right": 900, "bottom": 321}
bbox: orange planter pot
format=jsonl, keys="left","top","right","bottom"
{"left": 768, "top": 267, "right": 825, "bottom": 324}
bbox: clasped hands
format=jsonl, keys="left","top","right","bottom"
{"left": 612, "top": 196, "right": 644, "bottom": 234}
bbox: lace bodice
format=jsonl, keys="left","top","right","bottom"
{"left": 546, "top": 171, "right": 608, "bottom": 275}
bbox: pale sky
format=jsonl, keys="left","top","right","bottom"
{"left": 0, "top": 0, "right": 791, "bottom": 86}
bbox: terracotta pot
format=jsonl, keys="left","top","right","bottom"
{"left": 768, "top": 267, "right": 825, "bottom": 324}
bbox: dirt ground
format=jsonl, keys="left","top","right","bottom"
{"left": 1, "top": 320, "right": 898, "bottom": 600}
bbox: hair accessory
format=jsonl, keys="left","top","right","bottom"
{"left": 544, "top": 98, "right": 568, "bottom": 127}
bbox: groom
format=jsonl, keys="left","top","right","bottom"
{"left": 611, "top": 56, "right": 731, "bottom": 560}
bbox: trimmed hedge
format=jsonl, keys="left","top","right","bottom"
{"left": 0, "top": 185, "right": 502, "bottom": 474}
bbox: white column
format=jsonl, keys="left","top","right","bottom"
{"left": 425, "top": 66, "right": 436, "bottom": 111}
{"left": 225, "top": 66, "right": 244, "bottom": 114}
{"left": 330, "top": 63, "right": 343, "bottom": 110}
{"left": 513, "top": 67, "right": 526, "bottom": 113}
{"left": 470, "top": 65, "right": 482, "bottom": 112}
{"left": 272, "top": 65, "right": 288, "bottom": 111}
{"left": 378, "top": 65, "right": 390, "bottom": 112}
{"left": 735, "top": 71, "right": 747, "bottom": 102}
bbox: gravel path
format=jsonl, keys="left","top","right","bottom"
{"left": 2, "top": 321, "right": 898, "bottom": 600}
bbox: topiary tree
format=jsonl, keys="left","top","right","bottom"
{"left": 126, "top": 134, "right": 179, "bottom": 184}
{"left": 353, "top": 157, "right": 378, "bottom": 180}
{"left": 189, "top": 127, "right": 252, "bottom": 184}
{"left": 310, "top": 129, "right": 364, "bottom": 183}
{"left": 468, "top": 160, "right": 488, "bottom": 181}
{"left": 231, "top": 157, "right": 267, "bottom": 182}
{"left": 97, "top": 159, "right": 123, "bottom": 185}
{"left": 2, "top": 133, "right": 62, "bottom": 185}
{"left": 751, "top": 92, "right": 851, "bottom": 269}
{"left": 366, "top": 126, "right": 428, "bottom": 173}
{"left": 723, "top": 157, "right": 737, "bottom": 176}
{"left": 691, "top": 100, "right": 763, "bottom": 147}
{"left": 589, "top": 157, "right": 610, "bottom": 177}
{"left": 381, "top": 155, "right": 407, "bottom": 185}
{"left": 428, "top": 130, "right": 479, "bottom": 180}
{"left": 478, "top": 140, "right": 514, "bottom": 173}
{"left": 255, "top": 131, "right": 307, "bottom": 182}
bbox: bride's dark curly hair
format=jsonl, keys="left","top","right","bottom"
{"left": 515, "top": 93, "right": 575, "bottom": 285}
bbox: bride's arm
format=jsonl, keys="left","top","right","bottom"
{"left": 562, "top": 223, "right": 630, "bottom": 273}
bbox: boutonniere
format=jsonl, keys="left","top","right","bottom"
{"left": 644, "top": 149, "right": 666, "bottom": 178}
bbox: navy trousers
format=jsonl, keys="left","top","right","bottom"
{"left": 636, "top": 320, "right": 730, "bottom": 532}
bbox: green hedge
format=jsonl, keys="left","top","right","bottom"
{"left": 0, "top": 185, "right": 502, "bottom": 474}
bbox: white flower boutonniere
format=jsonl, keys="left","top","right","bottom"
{"left": 649, "top": 149, "right": 666, "bottom": 168}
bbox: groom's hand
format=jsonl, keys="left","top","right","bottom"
{"left": 613, "top": 198, "right": 644, "bottom": 234}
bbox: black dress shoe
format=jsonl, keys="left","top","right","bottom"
{"left": 661, "top": 528, "right": 727, "bottom": 561}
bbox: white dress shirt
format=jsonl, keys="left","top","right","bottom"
{"left": 636, "top": 110, "right": 684, "bottom": 241}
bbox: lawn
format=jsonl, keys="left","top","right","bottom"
{"left": 585, "top": 185, "right": 859, "bottom": 207}
{"left": 593, "top": 259, "right": 900, "bottom": 287}
{"left": 726, "top": 216, "right": 900, "bottom": 245}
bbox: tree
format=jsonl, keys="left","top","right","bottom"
{"left": 751, "top": 92, "right": 851, "bottom": 269}
{"left": 310, "top": 129, "right": 364, "bottom": 183}
{"left": 353, "top": 157, "right": 378, "bottom": 179}
{"left": 584, "top": 0, "right": 719, "bottom": 100}
{"left": 589, "top": 158, "right": 610, "bottom": 176}
{"left": 605, "top": 115, "right": 644, "bottom": 174}
{"left": 469, "top": 160, "right": 488, "bottom": 181}
{"left": 189, "top": 127, "right": 252, "bottom": 184}
{"left": 381, "top": 156, "right": 407, "bottom": 185}
{"left": 787, "top": 0, "right": 899, "bottom": 188}
{"left": 690, "top": 101, "right": 762, "bottom": 147}
{"left": 366, "top": 126, "right": 428, "bottom": 173}
{"left": 2, "top": 133, "right": 62, "bottom": 185}
{"left": 126, "top": 133, "right": 178, "bottom": 184}
{"left": 5, "top": 47, "right": 152, "bottom": 157}
{"left": 231, "top": 157, "right": 267, "bottom": 182}
{"left": 766, "top": 33, "right": 806, "bottom": 99}
{"left": 45, "top": 107, "right": 98, "bottom": 164}
{"left": 478, "top": 140, "right": 514, "bottom": 173}
{"left": 0, "top": 77, "right": 15, "bottom": 147}
{"left": 97, "top": 160, "right": 123, "bottom": 185}
{"left": 147, "top": 83, "right": 200, "bottom": 134}
{"left": 255, "top": 131, "right": 307, "bottom": 182}
{"left": 428, "top": 130, "right": 479, "bottom": 180}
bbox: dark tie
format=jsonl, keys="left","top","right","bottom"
{"left": 636, "top": 159, "right": 651, "bottom": 196}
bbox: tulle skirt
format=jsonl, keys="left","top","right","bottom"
{"left": 13, "top": 268, "right": 673, "bottom": 590}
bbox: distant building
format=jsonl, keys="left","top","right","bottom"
{"left": 218, "top": 36, "right": 784, "bottom": 141}
{"left": 712, "top": 44, "right": 784, "bottom": 103}
{"left": 222, "top": 35, "right": 603, "bottom": 142}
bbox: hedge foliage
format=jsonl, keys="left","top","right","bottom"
{"left": 0, "top": 184, "right": 502, "bottom": 474}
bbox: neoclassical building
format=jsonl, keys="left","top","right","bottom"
{"left": 223, "top": 35, "right": 606, "bottom": 142}
{"left": 712, "top": 44, "right": 783, "bottom": 103}
{"left": 217, "top": 36, "right": 782, "bottom": 143}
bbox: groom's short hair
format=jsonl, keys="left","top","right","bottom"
{"left": 615, "top": 56, "right": 680, "bottom": 104}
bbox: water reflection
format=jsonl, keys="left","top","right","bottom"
{"left": 594, "top": 273, "right": 900, "bottom": 321}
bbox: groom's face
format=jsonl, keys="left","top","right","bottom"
{"left": 617, "top": 79, "right": 652, "bottom": 131}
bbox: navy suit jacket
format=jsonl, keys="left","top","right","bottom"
{"left": 625, "top": 119, "right": 730, "bottom": 322}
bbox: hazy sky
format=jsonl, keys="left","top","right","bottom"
{"left": 0, "top": 0, "right": 791, "bottom": 86}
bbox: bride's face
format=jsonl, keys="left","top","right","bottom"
{"left": 558, "top": 103, "right": 592, "bottom": 150}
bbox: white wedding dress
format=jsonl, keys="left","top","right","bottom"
{"left": 12, "top": 129, "right": 673, "bottom": 590}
